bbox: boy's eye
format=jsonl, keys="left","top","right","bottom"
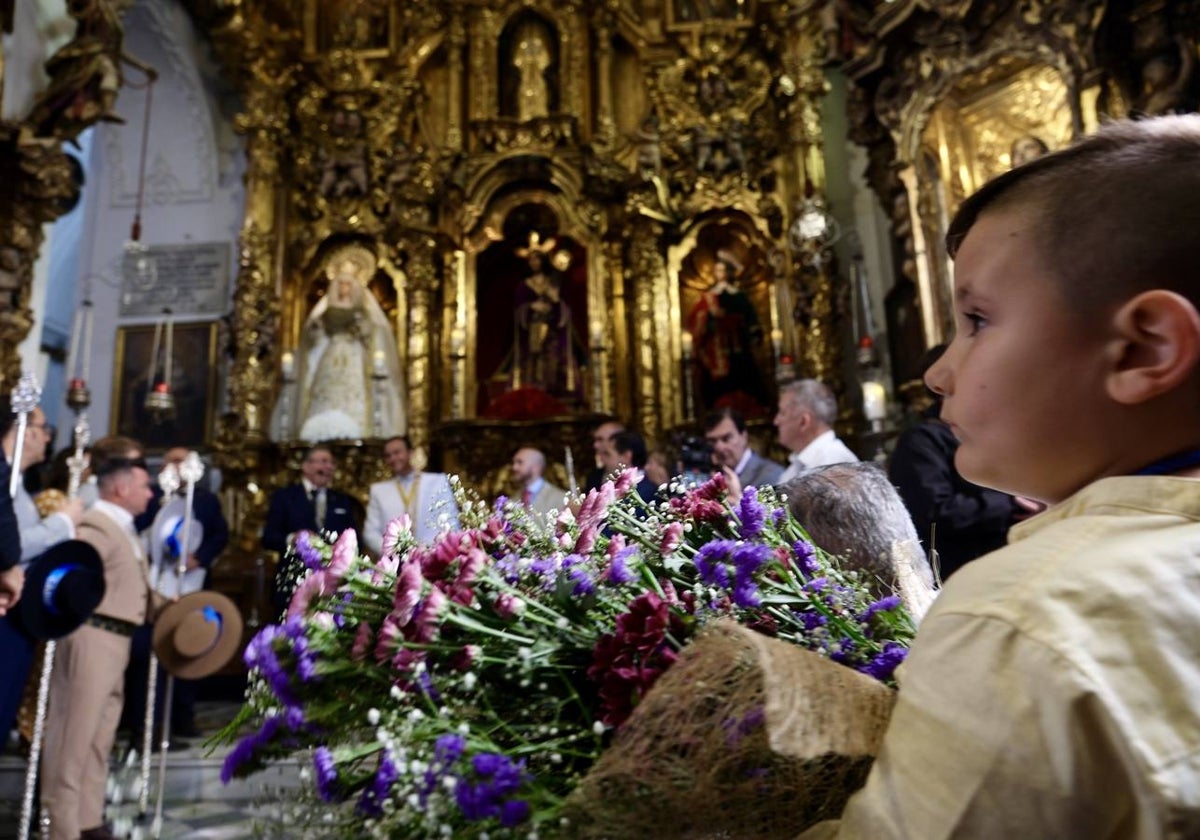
{"left": 962, "top": 312, "right": 987, "bottom": 335}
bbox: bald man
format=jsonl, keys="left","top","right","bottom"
{"left": 510, "top": 447, "right": 566, "bottom": 518}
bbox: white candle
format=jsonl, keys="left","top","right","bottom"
{"left": 862, "top": 381, "right": 887, "bottom": 422}
{"left": 589, "top": 319, "right": 603, "bottom": 347}
{"left": 81, "top": 303, "right": 93, "bottom": 382}
{"left": 163, "top": 314, "right": 174, "bottom": 388}
{"left": 450, "top": 327, "right": 465, "bottom": 355}
{"left": 373, "top": 350, "right": 386, "bottom": 376}
{"left": 282, "top": 351, "right": 295, "bottom": 378}
{"left": 681, "top": 332, "right": 693, "bottom": 359}
{"left": 770, "top": 328, "right": 783, "bottom": 358}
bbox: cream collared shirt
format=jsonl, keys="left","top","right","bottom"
{"left": 802, "top": 475, "right": 1200, "bottom": 840}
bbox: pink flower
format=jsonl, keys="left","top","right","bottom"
{"left": 448, "top": 547, "right": 487, "bottom": 606}
{"left": 393, "top": 561, "right": 424, "bottom": 626}
{"left": 350, "top": 621, "right": 373, "bottom": 661}
{"left": 574, "top": 524, "right": 599, "bottom": 555}
{"left": 576, "top": 484, "right": 614, "bottom": 532}
{"left": 287, "top": 571, "right": 329, "bottom": 619}
{"left": 371, "top": 554, "right": 398, "bottom": 586}
{"left": 408, "top": 587, "right": 447, "bottom": 644}
{"left": 493, "top": 592, "right": 525, "bottom": 619}
{"left": 451, "top": 644, "right": 481, "bottom": 672}
{"left": 374, "top": 614, "right": 401, "bottom": 663}
{"left": 614, "top": 468, "right": 639, "bottom": 497}
{"left": 391, "top": 647, "right": 424, "bottom": 674}
{"left": 382, "top": 515, "right": 413, "bottom": 558}
{"left": 659, "top": 522, "right": 684, "bottom": 554}
{"left": 326, "top": 529, "right": 358, "bottom": 584}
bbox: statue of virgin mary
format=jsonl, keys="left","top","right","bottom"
{"left": 270, "top": 244, "right": 405, "bottom": 441}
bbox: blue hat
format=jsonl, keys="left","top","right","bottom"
{"left": 15, "top": 540, "right": 105, "bottom": 640}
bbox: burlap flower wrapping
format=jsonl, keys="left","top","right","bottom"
{"left": 563, "top": 620, "right": 896, "bottom": 839}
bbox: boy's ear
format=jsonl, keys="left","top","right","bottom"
{"left": 1105, "top": 290, "right": 1200, "bottom": 405}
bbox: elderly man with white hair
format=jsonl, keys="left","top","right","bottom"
{"left": 774, "top": 379, "right": 859, "bottom": 483}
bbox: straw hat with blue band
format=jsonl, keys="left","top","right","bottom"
{"left": 152, "top": 590, "right": 243, "bottom": 679}
{"left": 15, "top": 540, "right": 105, "bottom": 640}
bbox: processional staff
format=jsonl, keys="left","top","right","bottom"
{"left": 148, "top": 451, "right": 204, "bottom": 839}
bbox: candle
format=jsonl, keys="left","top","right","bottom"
{"left": 862, "top": 380, "right": 887, "bottom": 422}
{"left": 589, "top": 319, "right": 603, "bottom": 347}
{"left": 373, "top": 350, "right": 386, "bottom": 376}
{"left": 681, "top": 332, "right": 693, "bottom": 359}
{"left": 282, "top": 352, "right": 295, "bottom": 378}
{"left": 450, "top": 327, "right": 466, "bottom": 356}
{"left": 770, "top": 328, "right": 783, "bottom": 358}
{"left": 81, "top": 303, "right": 93, "bottom": 382}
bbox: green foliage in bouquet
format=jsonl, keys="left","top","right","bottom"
{"left": 214, "top": 470, "right": 915, "bottom": 838}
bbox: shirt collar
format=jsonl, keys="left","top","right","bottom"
{"left": 1010, "top": 475, "right": 1200, "bottom": 544}
{"left": 302, "top": 478, "right": 324, "bottom": 495}
{"left": 733, "top": 447, "right": 754, "bottom": 475}
{"left": 92, "top": 498, "right": 135, "bottom": 533}
{"left": 526, "top": 477, "right": 545, "bottom": 496}
{"left": 794, "top": 429, "right": 837, "bottom": 465}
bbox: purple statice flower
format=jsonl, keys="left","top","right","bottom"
{"left": 771, "top": 507, "right": 787, "bottom": 529}
{"left": 569, "top": 565, "right": 596, "bottom": 597}
{"left": 799, "top": 610, "right": 827, "bottom": 631}
{"left": 737, "top": 487, "right": 766, "bottom": 539}
{"left": 244, "top": 626, "right": 296, "bottom": 706}
{"left": 722, "top": 543, "right": 770, "bottom": 609}
{"left": 529, "top": 556, "right": 560, "bottom": 591}
{"left": 695, "top": 540, "right": 738, "bottom": 589}
{"left": 861, "top": 595, "right": 902, "bottom": 625}
{"left": 294, "top": 531, "right": 324, "bottom": 570}
{"left": 859, "top": 642, "right": 908, "bottom": 682}
{"left": 494, "top": 553, "right": 522, "bottom": 584}
{"left": 793, "top": 539, "right": 819, "bottom": 578}
{"left": 494, "top": 495, "right": 509, "bottom": 513}
{"left": 284, "top": 705, "right": 305, "bottom": 731}
{"left": 358, "top": 749, "right": 399, "bottom": 817}
{"left": 314, "top": 746, "right": 342, "bottom": 802}
{"left": 830, "top": 636, "right": 857, "bottom": 665}
{"left": 221, "top": 715, "right": 282, "bottom": 784}
{"left": 417, "top": 669, "right": 442, "bottom": 703}
{"left": 435, "top": 733, "right": 466, "bottom": 764}
{"left": 454, "top": 752, "right": 530, "bottom": 827}
{"left": 604, "top": 543, "right": 637, "bottom": 586}
{"left": 282, "top": 617, "right": 318, "bottom": 683}
{"left": 806, "top": 576, "right": 828, "bottom": 593}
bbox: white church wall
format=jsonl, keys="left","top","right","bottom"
{"left": 50, "top": 0, "right": 245, "bottom": 445}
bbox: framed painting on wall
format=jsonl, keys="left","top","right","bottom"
{"left": 111, "top": 320, "right": 219, "bottom": 451}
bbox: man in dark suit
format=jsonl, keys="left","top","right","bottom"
{"left": 611, "top": 430, "right": 658, "bottom": 503}
{"left": 704, "top": 406, "right": 783, "bottom": 488}
{"left": 263, "top": 445, "right": 358, "bottom": 615}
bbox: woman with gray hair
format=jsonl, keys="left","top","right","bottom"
{"left": 781, "top": 461, "right": 937, "bottom": 621}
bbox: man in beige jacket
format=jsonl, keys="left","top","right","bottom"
{"left": 41, "top": 455, "right": 154, "bottom": 840}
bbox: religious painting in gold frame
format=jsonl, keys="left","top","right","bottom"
{"left": 302, "top": 0, "right": 396, "bottom": 57}
{"left": 111, "top": 321, "right": 219, "bottom": 451}
{"left": 667, "top": 0, "right": 757, "bottom": 29}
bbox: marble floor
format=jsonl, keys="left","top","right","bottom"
{"left": 0, "top": 702, "right": 311, "bottom": 840}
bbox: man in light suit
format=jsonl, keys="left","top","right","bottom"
{"left": 364, "top": 435, "right": 459, "bottom": 553}
{"left": 704, "top": 406, "right": 783, "bottom": 488}
{"left": 0, "top": 402, "right": 84, "bottom": 752}
{"left": 42, "top": 455, "right": 155, "bottom": 840}
{"left": 263, "top": 445, "right": 359, "bottom": 614}
{"left": 511, "top": 447, "right": 566, "bottom": 517}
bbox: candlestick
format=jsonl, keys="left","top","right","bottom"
{"left": 163, "top": 310, "right": 174, "bottom": 389}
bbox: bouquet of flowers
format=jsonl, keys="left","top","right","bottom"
{"left": 216, "top": 470, "right": 915, "bottom": 838}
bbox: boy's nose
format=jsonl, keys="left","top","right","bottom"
{"left": 925, "top": 354, "right": 951, "bottom": 396}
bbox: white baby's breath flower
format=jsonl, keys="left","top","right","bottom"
{"left": 367, "top": 708, "right": 380, "bottom": 725}
{"left": 593, "top": 720, "right": 606, "bottom": 735}
{"left": 463, "top": 672, "right": 477, "bottom": 691}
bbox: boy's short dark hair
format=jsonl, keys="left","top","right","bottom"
{"left": 384, "top": 435, "right": 413, "bottom": 450}
{"left": 947, "top": 115, "right": 1200, "bottom": 314}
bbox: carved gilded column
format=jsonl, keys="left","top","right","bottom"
{"left": 592, "top": 15, "right": 615, "bottom": 149}
{"left": 627, "top": 220, "right": 665, "bottom": 443}
{"left": 446, "top": 15, "right": 465, "bottom": 150}
{"left": 604, "top": 239, "right": 628, "bottom": 421}
{"left": 0, "top": 130, "right": 79, "bottom": 389}
{"left": 399, "top": 233, "right": 438, "bottom": 451}
{"left": 221, "top": 56, "right": 291, "bottom": 463}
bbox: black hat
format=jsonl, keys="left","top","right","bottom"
{"left": 15, "top": 540, "right": 105, "bottom": 640}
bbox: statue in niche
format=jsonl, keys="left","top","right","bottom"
{"left": 317, "top": 101, "right": 369, "bottom": 199}
{"left": 686, "top": 248, "right": 769, "bottom": 411}
{"left": 271, "top": 244, "right": 405, "bottom": 441}
{"left": 512, "top": 233, "right": 580, "bottom": 398}
{"left": 1009, "top": 135, "right": 1049, "bottom": 169}
{"left": 1136, "top": 36, "right": 1195, "bottom": 115}
{"left": 636, "top": 112, "right": 663, "bottom": 173}
{"left": 512, "top": 21, "right": 552, "bottom": 121}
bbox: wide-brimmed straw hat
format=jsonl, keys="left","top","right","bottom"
{"left": 152, "top": 591, "right": 243, "bottom": 679}
{"left": 15, "top": 540, "right": 105, "bottom": 640}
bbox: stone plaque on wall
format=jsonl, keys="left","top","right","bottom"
{"left": 119, "top": 241, "right": 231, "bottom": 316}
